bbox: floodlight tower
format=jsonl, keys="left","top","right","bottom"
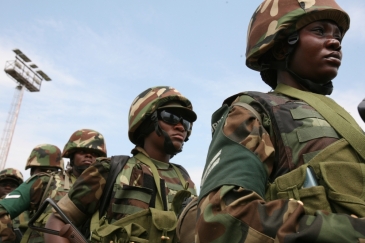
{"left": 0, "top": 49, "right": 51, "bottom": 170}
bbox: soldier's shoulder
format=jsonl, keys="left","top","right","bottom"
{"left": 93, "top": 156, "right": 113, "bottom": 171}
{"left": 25, "top": 172, "right": 53, "bottom": 184}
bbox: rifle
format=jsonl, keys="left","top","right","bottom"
{"left": 28, "top": 198, "right": 88, "bottom": 243}
{"left": 358, "top": 98, "right": 365, "bottom": 123}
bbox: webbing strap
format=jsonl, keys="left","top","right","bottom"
{"left": 171, "top": 164, "right": 188, "bottom": 190}
{"left": 20, "top": 228, "right": 32, "bottom": 243}
{"left": 63, "top": 171, "right": 70, "bottom": 190}
{"left": 233, "top": 101, "right": 263, "bottom": 125}
{"left": 38, "top": 174, "right": 54, "bottom": 210}
{"left": 275, "top": 84, "right": 365, "bottom": 160}
{"left": 134, "top": 153, "right": 164, "bottom": 210}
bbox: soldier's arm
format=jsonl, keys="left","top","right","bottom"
{"left": 45, "top": 159, "right": 110, "bottom": 242}
{"left": 196, "top": 102, "right": 365, "bottom": 242}
{"left": 0, "top": 178, "right": 39, "bottom": 242}
{"left": 196, "top": 186, "right": 365, "bottom": 243}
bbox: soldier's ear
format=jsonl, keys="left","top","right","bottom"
{"left": 272, "top": 41, "right": 289, "bottom": 61}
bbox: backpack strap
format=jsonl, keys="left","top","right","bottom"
{"left": 99, "top": 155, "right": 130, "bottom": 219}
{"left": 171, "top": 164, "right": 188, "bottom": 190}
{"left": 38, "top": 173, "right": 55, "bottom": 210}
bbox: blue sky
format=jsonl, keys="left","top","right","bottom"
{"left": 1, "top": 0, "right": 365, "bottom": 191}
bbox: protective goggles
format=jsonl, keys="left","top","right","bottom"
{"left": 158, "top": 110, "right": 191, "bottom": 131}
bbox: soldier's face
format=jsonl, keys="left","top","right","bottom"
{"left": 144, "top": 111, "right": 188, "bottom": 158}
{"left": 289, "top": 20, "right": 343, "bottom": 84}
{"left": 0, "top": 179, "right": 18, "bottom": 197}
{"left": 73, "top": 150, "right": 97, "bottom": 167}
{"left": 158, "top": 118, "right": 188, "bottom": 151}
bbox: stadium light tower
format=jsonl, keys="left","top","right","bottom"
{"left": 0, "top": 49, "right": 51, "bottom": 170}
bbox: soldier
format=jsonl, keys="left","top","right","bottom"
{"left": 45, "top": 86, "right": 198, "bottom": 243}
{"left": 0, "top": 129, "right": 106, "bottom": 242}
{"left": 0, "top": 168, "right": 25, "bottom": 241}
{"left": 196, "top": 0, "right": 365, "bottom": 242}
{"left": 25, "top": 144, "right": 64, "bottom": 176}
{"left": 61, "top": 128, "right": 108, "bottom": 182}
{"left": 0, "top": 168, "right": 23, "bottom": 198}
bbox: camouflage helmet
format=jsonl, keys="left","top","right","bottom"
{"left": 0, "top": 168, "right": 23, "bottom": 185}
{"left": 62, "top": 129, "right": 107, "bottom": 158}
{"left": 246, "top": 0, "right": 350, "bottom": 72}
{"left": 25, "top": 144, "right": 64, "bottom": 171}
{"left": 128, "top": 86, "right": 197, "bottom": 145}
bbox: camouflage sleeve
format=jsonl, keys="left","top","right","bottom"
{"left": 0, "top": 178, "right": 38, "bottom": 219}
{"left": 0, "top": 178, "right": 39, "bottom": 242}
{"left": 225, "top": 100, "right": 275, "bottom": 174}
{"left": 196, "top": 186, "right": 365, "bottom": 243}
{"left": 57, "top": 159, "right": 109, "bottom": 226}
{"left": 0, "top": 210, "right": 15, "bottom": 242}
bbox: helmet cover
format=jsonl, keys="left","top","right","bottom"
{"left": 246, "top": 0, "right": 350, "bottom": 71}
{"left": 0, "top": 168, "right": 23, "bottom": 185}
{"left": 25, "top": 144, "right": 64, "bottom": 170}
{"left": 62, "top": 129, "right": 107, "bottom": 158}
{"left": 128, "top": 86, "right": 197, "bottom": 145}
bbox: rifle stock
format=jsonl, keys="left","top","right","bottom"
{"left": 28, "top": 198, "right": 88, "bottom": 243}
{"left": 59, "top": 224, "right": 88, "bottom": 243}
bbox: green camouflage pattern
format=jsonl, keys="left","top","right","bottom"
{"left": 246, "top": 0, "right": 350, "bottom": 71}
{"left": 56, "top": 148, "right": 196, "bottom": 227}
{"left": 0, "top": 171, "right": 74, "bottom": 242}
{"left": 128, "top": 86, "right": 195, "bottom": 144}
{"left": 197, "top": 92, "right": 365, "bottom": 242}
{"left": 0, "top": 168, "right": 23, "bottom": 185}
{"left": 25, "top": 144, "right": 64, "bottom": 171}
{"left": 12, "top": 211, "right": 30, "bottom": 234}
{"left": 62, "top": 128, "right": 107, "bottom": 158}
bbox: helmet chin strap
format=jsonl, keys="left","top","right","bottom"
{"left": 284, "top": 54, "right": 333, "bottom": 95}
{"left": 151, "top": 111, "right": 182, "bottom": 156}
{"left": 268, "top": 33, "right": 333, "bottom": 95}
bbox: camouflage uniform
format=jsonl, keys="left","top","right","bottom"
{"left": 0, "top": 128, "right": 107, "bottom": 243}
{"left": 57, "top": 147, "right": 196, "bottom": 225}
{"left": 0, "top": 144, "right": 66, "bottom": 242}
{"left": 54, "top": 86, "right": 197, "bottom": 242}
{"left": 196, "top": 1, "right": 365, "bottom": 243}
{"left": 0, "top": 169, "right": 27, "bottom": 237}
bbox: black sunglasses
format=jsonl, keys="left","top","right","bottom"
{"left": 158, "top": 110, "right": 191, "bottom": 131}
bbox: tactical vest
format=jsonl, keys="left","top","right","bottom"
{"left": 228, "top": 88, "right": 365, "bottom": 216}
{"left": 21, "top": 171, "right": 73, "bottom": 243}
{"left": 90, "top": 153, "right": 194, "bottom": 243}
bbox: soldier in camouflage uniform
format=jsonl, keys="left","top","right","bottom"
{"left": 45, "top": 86, "right": 197, "bottom": 243}
{"left": 0, "top": 144, "right": 65, "bottom": 242}
{"left": 62, "top": 128, "right": 108, "bottom": 182}
{"left": 197, "top": 0, "right": 365, "bottom": 242}
{"left": 0, "top": 168, "right": 25, "bottom": 241}
{"left": 0, "top": 129, "right": 106, "bottom": 242}
{"left": 0, "top": 168, "right": 23, "bottom": 198}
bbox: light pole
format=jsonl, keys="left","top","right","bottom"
{"left": 0, "top": 49, "right": 51, "bottom": 170}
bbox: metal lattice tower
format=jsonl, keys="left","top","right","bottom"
{"left": 0, "top": 49, "right": 51, "bottom": 170}
{"left": 0, "top": 86, "right": 25, "bottom": 169}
